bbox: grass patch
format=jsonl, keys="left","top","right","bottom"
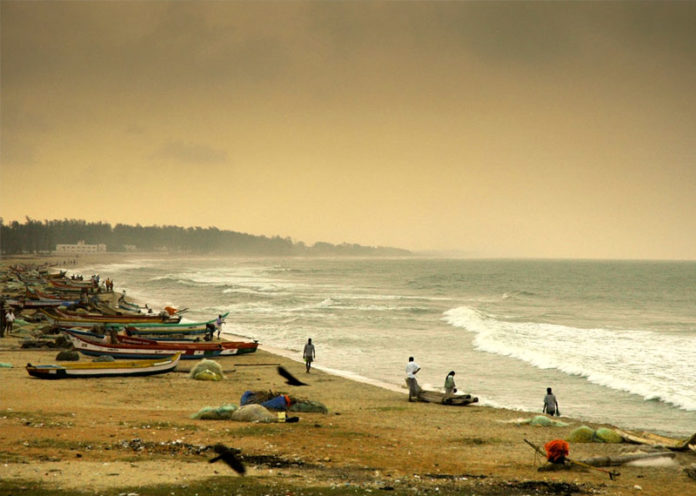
{"left": 371, "top": 406, "right": 408, "bottom": 412}
{"left": 450, "top": 436, "right": 502, "bottom": 446}
{"left": 1, "top": 410, "right": 75, "bottom": 428}
{"left": 133, "top": 421, "right": 201, "bottom": 431}
{"left": 21, "top": 438, "right": 95, "bottom": 450}
{"left": 228, "top": 425, "right": 284, "bottom": 437}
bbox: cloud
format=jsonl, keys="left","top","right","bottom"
{"left": 151, "top": 141, "right": 229, "bottom": 165}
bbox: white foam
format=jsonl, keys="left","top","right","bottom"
{"left": 443, "top": 306, "right": 696, "bottom": 411}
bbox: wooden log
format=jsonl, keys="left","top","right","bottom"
{"left": 580, "top": 452, "right": 675, "bottom": 467}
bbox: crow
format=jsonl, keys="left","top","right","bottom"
{"left": 209, "top": 444, "right": 246, "bottom": 475}
{"left": 277, "top": 365, "right": 308, "bottom": 386}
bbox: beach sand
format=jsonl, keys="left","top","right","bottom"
{"left": 1, "top": 255, "right": 694, "bottom": 495}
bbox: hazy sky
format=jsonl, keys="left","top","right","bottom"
{"left": 2, "top": 1, "right": 695, "bottom": 259}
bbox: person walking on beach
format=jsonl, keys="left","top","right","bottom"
{"left": 303, "top": 338, "right": 316, "bottom": 373}
{"left": 443, "top": 370, "right": 457, "bottom": 403}
{"left": 5, "top": 308, "right": 15, "bottom": 334}
{"left": 405, "top": 356, "right": 421, "bottom": 402}
{"left": 0, "top": 298, "right": 6, "bottom": 337}
{"left": 543, "top": 387, "right": 560, "bottom": 416}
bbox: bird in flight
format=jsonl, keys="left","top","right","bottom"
{"left": 209, "top": 444, "right": 246, "bottom": 475}
{"left": 277, "top": 365, "right": 309, "bottom": 386}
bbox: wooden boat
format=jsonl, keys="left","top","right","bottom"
{"left": 40, "top": 308, "right": 182, "bottom": 327}
{"left": 64, "top": 330, "right": 258, "bottom": 359}
{"left": 25, "top": 353, "right": 181, "bottom": 379}
{"left": 416, "top": 390, "right": 479, "bottom": 406}
{"left": 63, "top": 327, "right": 202, "bottom": 342}
{"left": 104, "top": 312, "right": 229, "bottom": 336}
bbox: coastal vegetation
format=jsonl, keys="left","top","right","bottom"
{"left": 0, "top": 218, "right": 410, "bottom": 257}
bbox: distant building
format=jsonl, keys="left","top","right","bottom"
{"left": 55, "top": 240, "right": 107, "bottom": 254}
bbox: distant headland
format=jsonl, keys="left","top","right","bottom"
{"left": 0, "top": 218, "right": 411, "bottom": 257}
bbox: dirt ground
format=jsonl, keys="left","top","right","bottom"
{"left": 1, "top": 255, "right": 695, "bottom": 495}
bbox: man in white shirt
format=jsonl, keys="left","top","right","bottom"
{"left": 405, "top": 356, "right": 421, "bottom": 402}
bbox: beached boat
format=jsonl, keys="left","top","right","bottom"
{"left": 40, "top": 308, "right": 182, "bottom": 327}
{"left": 64, "top": 330, "right": 258, "bottom": 359}
{"left": 416, "top": 390, "right": 479, "bottom": 406}
{"left": 25, "top": 353, "right": 181, "bottom": 379}
{"left": 103, "top": 312, "right": 229, "bottom": 336}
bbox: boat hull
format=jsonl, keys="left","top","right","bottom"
{"left": 64, "top": 331, "right": 258, "bottom": 360}
{"left": 25, "top": 354, "right": 180, "bottom": 379}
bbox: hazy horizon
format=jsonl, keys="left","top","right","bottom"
{"left": 2, "top": 1, "right": 695, "bottom": 259}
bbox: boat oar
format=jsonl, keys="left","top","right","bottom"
{"left": 523, "top": 439, "right": 620, "bottom": 481}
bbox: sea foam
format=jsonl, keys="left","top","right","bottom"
{"left": 443, "top": 306, "right": 696, "bottom": 411}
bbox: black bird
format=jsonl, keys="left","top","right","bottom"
{"left": 277, "top": 365, "right": 308, "bottom": 386}
{"left": 209, "top": 444, "right": 246, "bottom": 475}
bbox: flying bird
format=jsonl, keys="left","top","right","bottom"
{"left": 209, "top": 444, "right": 246, "bottom": 475}
{"left": 277, "top": 365, "right": 308, "bottom": 386}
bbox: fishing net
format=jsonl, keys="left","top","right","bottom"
{"left": 567, "top": 425, "right": 623, "bottom": 443}
{"left": 567, "top": 426, "right": 596, "bottom": 442}
{"left": 289, "top": 400, "right": 328, "bottom": 414}
{"left": 230, "top": 404, "right": 277, "bottom": 423}
{"left": 188, "top": 359, "right": 224, "bottom": 381}
{"left": 241, "top": 390, "right": 328, "bottom": 413}
{"left": 594, "top": 427, "right": 624, "bottom": 443}
{"left": 191, "top": 404, "right": 239, "bottom": 420}
{"left": 55, "top": 350, "right": 80, "bottom": 361}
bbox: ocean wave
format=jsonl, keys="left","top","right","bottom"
{"left": 443, "top": 306, "right": 696, "bottom": 412}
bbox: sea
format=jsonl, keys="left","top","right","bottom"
{"left": 74, "top": 257, "right": 696, "bottom": 437}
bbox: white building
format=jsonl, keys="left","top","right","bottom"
{"left": 55, "top": 240, "right": 107, "bottom": 254}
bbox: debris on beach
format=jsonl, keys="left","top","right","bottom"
{"left": 191, "top": 404, "right": 239, "bottom": 420}
{"left": 55, "top": 350, "right": 80, "bottom": 361}
{"left": 567, "top": 426, "right": 623, "bottom": 443}
{"left": 188, "top": 358, "right": 225, "bottom": 381}
{"left": 501, "top": 415, "right": 569, "bottom": 427}
{"left": 241, "top": 389, "right": 328, "bottom": 413}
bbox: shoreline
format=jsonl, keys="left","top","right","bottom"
{"left": 1, "top": 253, "right": 695, "bottom": 495}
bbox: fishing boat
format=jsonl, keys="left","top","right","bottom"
{"left": 104, "top": 312, "right": 229, "bottom": 336}
{"left": 25, "top": 353, "right": 181, "bottom": 379}
{"left": 40, "top": 308, "right": 182, "bottom": 327}
{"left": 64, "top": 330, "right": 258, "bottom": 359}
{"left": 63, "top": 327, "right": 203, "bottom": 342}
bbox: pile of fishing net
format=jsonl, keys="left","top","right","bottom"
{"left": 191, "top": 404, "right": 239, "bottom": 420}
{"left": 567, "top": 425, "right": 623, "bottom": 443}
{"left": 191, "top": 403, "right": 294, "bottom": 423}
{"left": 500, "top": 415, "right": 569, "bottom": 427}
{"left": 188, "top": 359, "right": 225, "bottom": 381}
{"left": 241, "top": 390, "right": 328, "bottom": 413}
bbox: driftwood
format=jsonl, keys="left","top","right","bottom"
{"left": 614, "top": 428, "right": 696, "bottom": 452}
{"left": 580, "top": 452, "right": 675, "bottom": 467}
{"left": 417, "top": 390, "right": 479, "bottom": 406}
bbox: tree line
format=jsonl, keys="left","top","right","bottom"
{"left": 0, "top": 218, "right": 411, "bottom": 257}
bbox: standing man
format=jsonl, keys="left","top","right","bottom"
{"left": 303, "top": 338, "right": 316, "bottom": 373}
{"left": 543, "top": 387, "right": 561, "bottom": 416}
{"left": 215, "top": 314, "right": 225, "bottom": 339}
{"left": 5, "top": 308, "right": 15, "bottom": 334}
{"left": 405, "top": 356, "right": 421, "bottom": 402}
{"left": 0, "top": 297, "right": 6, "bottom": 337}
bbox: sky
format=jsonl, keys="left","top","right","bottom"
{"left": 2, "top": 1, "right": 695, "bottom": 259}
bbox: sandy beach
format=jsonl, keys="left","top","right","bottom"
{"left": 1, "top": 255, "right": 694, "bottom": 496}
